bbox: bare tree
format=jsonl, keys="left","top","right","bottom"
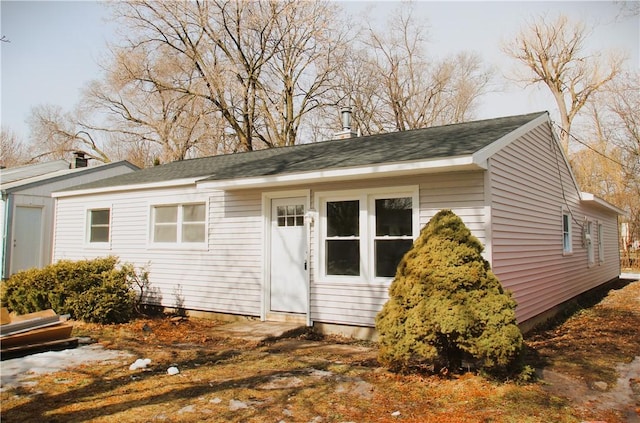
{"left": 572, "top": 71, "right": 640, "bottom": 253}
{"left": 27, "top": 104, "right": 111, "bottom": 163}
{"left": 109, "top": 0, "right": 347, "bottom": 151}
{"left": 0, "top": 127, "right": 30, "bottom": 168}
{"left": 85, "top": 43, "right": 228, "bottom": 165}
{"left": 502, "top": 14, "right": 624, "bottom": 151}
{"left": 327, "top": 3, "right": 492, "bottom": 136}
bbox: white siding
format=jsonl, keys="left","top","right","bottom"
{"left": 489, "top": 123, "right": 620, "bottom": 323}
{"left": 53, "top": 187, "right": 263, "bottom": 316}
{"left": 2, "top": 164, "right": 135, "bottom": 277}
{"left": 53, "top": 172, "right": 487, "bottom": 326}
{"left": 307, "top": 172, "right": 486, "bottom": 327}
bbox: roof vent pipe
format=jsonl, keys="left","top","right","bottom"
{"left": 341, "top": 106, "right": 352, "bottom": 131}
{"left": 334, "top": 106, "right": 358, "bottom": 140}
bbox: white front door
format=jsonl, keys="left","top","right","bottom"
{"left": 270, "top": 197, "right": 307, "bottom": 314}
{"left": 12, "top": 206, "right": 43, "bottom": 275}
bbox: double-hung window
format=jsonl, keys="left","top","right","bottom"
{"left": 326, "top": 200, "right": 360, "bottom": 276}
{"left": 374, "top": 197, "right": 413, "bottom": 277}
{"left": 88, "top": 208, "right": 110, "bottom": 243}
{"left": 562, "top": 211, "right": 572, "bottom": 254}
{"left": 152, "top": 203, "right": 206, "bottom": 244}
{"left": 320, "top": 187, "right": 418, "bottom": 281}
{"left": 597, "top": 223, "right": 604, "bottom": 264}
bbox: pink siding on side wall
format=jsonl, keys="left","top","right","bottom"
{"left": 489, "top": 122, "right": 620, "bottom": 323}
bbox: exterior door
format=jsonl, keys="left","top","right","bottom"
{"left": 12, "top": 206, "right": 43, "bottom": 275}
{"left": 270, "top": 197, "right": 307, "bottom": 314}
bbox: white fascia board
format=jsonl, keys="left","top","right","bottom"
{"left": 580, "top": 192, "right": 628, "bottom": 216}
{"left": 52, "top": 178, "right": 200, "bottom": 198}
{"left": 197, "top": 156, "right": 481, "bottom": 190}
{"left": 472, "top": 113, "right": 550, "bottom": 165}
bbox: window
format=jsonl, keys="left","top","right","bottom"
{"left": 152, "top": 203, "right": 206, "bottom": 244}
{"left": 587, "top": 221, "right": 595, "bottom": 266}
{"left": 89, "top": 209, "right": 110, "bottom": 243}
{"left": 598, "top": 223, "right": 604, "bottom": 263}
{"left": 562, "top": 212, "right": 572, "bottom": 254}
{"left": 277, "top": 205, "right": 304, "bottom": 227}
{"left": 374, "top": 197, "right": 413, "bottom": 277}
{"left": 326, "top": 200, "right": 360, "bottom": 276}
{"left": 319, "top": 187, "right": 418, "bottom": 281}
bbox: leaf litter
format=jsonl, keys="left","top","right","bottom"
{"left": 0, "top": 280, "right": 638, "bottom": 422}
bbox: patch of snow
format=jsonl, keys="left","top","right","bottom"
{"left": 209, "top": 397, "right": 222, "bottom": 404}
{"left": 0, "top": 344, "right": 132, "bottom": 390}
{"left": 167, "top": 366, "right": 179, "bottom": 375}
{"left": 391, "top": 411, "right": 401, "bottom": 417}
{"left": 129, "top": 358, "right": 152, "bottom": 370}
{"left": 229, "top": 399, "right": 248, "bottom": 411}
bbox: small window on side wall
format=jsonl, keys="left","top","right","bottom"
{"left": 562, "top": 212, "right": 572, "bottom": 254}
{"left": 89, "top": 209, "right": 110, "bottom": 243}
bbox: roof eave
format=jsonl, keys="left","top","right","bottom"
{"left": 197, "top": 156, "right": 483, "bottom": 190}
{"left": 580, "top": 192, "right": 627, "bottom": 217}
{"left": 52, "top": 177, "right": 200, "bottom": 198}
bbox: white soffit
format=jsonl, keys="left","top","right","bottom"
{"left": 580, "top": 192, "right": 627, "bottom": 216}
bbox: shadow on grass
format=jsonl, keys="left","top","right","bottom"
{"left": 2, "top": 345, "right": 338, "bottom": 423}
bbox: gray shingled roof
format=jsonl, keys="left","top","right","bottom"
{"left": 61, "top": 111, "right": 547, "bottom": 192}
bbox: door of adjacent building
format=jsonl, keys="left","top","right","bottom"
{"left": 11, "top": 206, "right": 43, "bottom": 275}
{"left": 270, "top": 197, "right": 307, "bottom": 314}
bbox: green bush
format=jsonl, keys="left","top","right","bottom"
{"left": 1, "top": 257, "right": 140, "bottom": 324}
{"left": 375, "top": 210, "right": 523, "bottom": 374}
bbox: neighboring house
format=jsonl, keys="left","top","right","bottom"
{"left": 51, "top": 112, "right": 623, "bottom": 335}
{"left": 1, "top": 155, "right": 138, "bottom": 279}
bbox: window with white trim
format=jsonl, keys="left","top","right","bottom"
{"left": 374, "top": 197, "right": 413, "bottom": 277}
{"left": 562, "top": 212, "right": 572, "bottom": 254}
{"left": 152, "top": 203, "right": 206, "bottom": 244}
{"left": 88, "top": 209, "right": 110, "bottom": 243}
{"left": 320, "top": 188, "right": 418, "bottom": 281}
{"left": 326, "top": 200, "right": 360, "bottom": 276}
{"left": 587, "top": 221, "right": 595, "bottom": 266}
{"left": 597, "top": 223, "right": 604, "bottom": 264}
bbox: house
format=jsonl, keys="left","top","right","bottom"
{"left": 50, "top": 112, "right": 624, "bottom": 336}
{"left": 1, "top": 155, "right": 138, "bottom": 279}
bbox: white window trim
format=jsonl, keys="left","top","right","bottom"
{"left": 315, "top": 186, "right": 419, "bottom": 285}
{"left": 562, "top": 209, "right": 572, "bottom": 255}
{"left": 586, "top": 220, "right": 595, "bottom": 267}
{"left": 149, "top": 201, "right": 208, "bottom": 250}
{"left": 597, "top": 222, "right": 605, "bottom": 264}
{"left": 85, "top": 205, "right": 112, "bottom": 249}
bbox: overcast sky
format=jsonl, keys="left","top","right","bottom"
{"left": 1, "top": 1, "right": 638, "bottom": 143}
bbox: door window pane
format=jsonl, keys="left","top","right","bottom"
{"left": 276, "top": 204, "right": 304, "bottom": 227}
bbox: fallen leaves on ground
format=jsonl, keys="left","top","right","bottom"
{"left": 2, "top": 280, "right": 639, "bottom": 422}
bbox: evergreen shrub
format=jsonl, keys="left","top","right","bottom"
{"left": 375, "top": 209, "right": 523, "bottom": 374}
{"left": 1, "top": 256, "right": 138, "bottom": 324}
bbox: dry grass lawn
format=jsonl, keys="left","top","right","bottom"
{"left": 1, "top": 280, "right": 639, "bottom": 423}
